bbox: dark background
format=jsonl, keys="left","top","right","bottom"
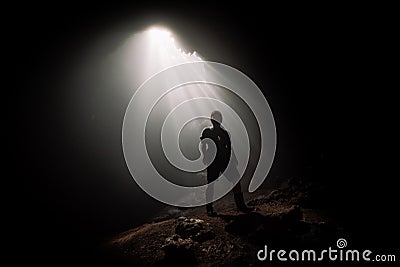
{"left": 12, "top": 2, "right": 397, "bottom": 265}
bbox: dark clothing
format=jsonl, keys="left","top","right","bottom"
{"left": 201, "top": 123, "right": 252, "bottom": 215}
{"left": 202, "top": 125, "right": 240, "bottom": 213}
{"left": 200, "top": 126, "right": 231, "bottom": 180}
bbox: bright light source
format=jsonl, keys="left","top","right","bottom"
{"left": 145, "top": 26, "right": 201, "bottom": 62}
{"left": 148, "top": 27, "right": 173, "bottom": 41}
{"left": 112, "top": 25, "right": 203, "bottom": 94}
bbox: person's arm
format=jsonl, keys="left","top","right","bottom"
{"left": 201, "top": 129, "right": 215, "bottom": 165}
{"left": 201, "top": 139, "right": 207, "bottom": 155}
{"left": 200, "top": 129, "right": 207, "bottom": 152}
{"left": 200, "top": 129, "right": 209, "bottom": 165}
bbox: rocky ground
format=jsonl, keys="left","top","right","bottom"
{"left": 108, "top": 179, "right": 342, "bottom": 266}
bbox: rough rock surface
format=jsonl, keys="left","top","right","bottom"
{"left": 109, "top": 179, "right": 339, "bottom": 266}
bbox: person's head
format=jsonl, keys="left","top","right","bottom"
{"left": 210, "top": 110, "right": 222, "bottom": 127}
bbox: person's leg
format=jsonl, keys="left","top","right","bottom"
{"left": 206, "top": 167, "right": 218, "bottom": 216}
{"left": 232, "top": 180, "right": 242, "bottom": 195}
{"left": 233, "top": 181, "right": 254, "bottom": 213}
{"left": 205, "top": 187, "right": 214, "bottom": 214}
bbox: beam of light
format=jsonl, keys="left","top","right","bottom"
{"left": 123, "top": 61, "right": 276, "bottom": 206}
{"left": 141, "top": 26, "right": 204, "bottom": 109}
{"left": 68, "top": 22, "right": 274, "bottom": 210}
{"left": 105, "top": 25, "right": 206, "bottom": 115}
{"left": 120, "top": 25, "right": 273, "bottom": 203}
{"left": 117, "top": 25, "right": 229, "bottom": 189}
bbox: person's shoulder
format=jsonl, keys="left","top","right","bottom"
{"left": 202, "top": 127, "right": 212, "bottom": 133}
{"left": 221, "top": 126, "right": 230, "bottom": 135}
{"left": 201, "top": 127, "right": 212, "bottom": 139}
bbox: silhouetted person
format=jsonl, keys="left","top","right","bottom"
{"left": 200, "top": 110, "right": 253, "bottom": 216}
